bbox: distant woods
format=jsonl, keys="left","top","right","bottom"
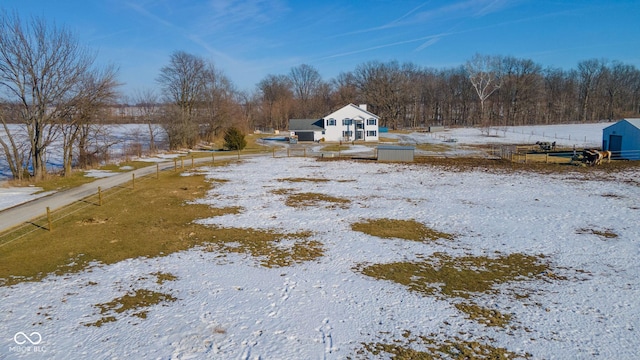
{"left": 252, "top": 55, "right": 640, "bottom": 131}
{"left": 1, "top": 9, "right": 639, "bottom": 181}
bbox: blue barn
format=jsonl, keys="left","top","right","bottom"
{"left": 602, "top": 119, "right": 640, "bottom": 160}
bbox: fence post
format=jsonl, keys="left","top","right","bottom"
{"left": 304, "top": 148, "right": 306, "bottom": 157}
{"left": 180, "top": 157, "right": 184, "bottom": 169}
{"left": 132, "top": 173, "right": 135, "bottom": 189}
{"left": 174, "top": 159, "right": 177, "bottom": 171}
{"left": 545, "top": 153, "right": 549, "bottom": 164}
{"left": 273, "top": 148, "right": 275, "bottom": 158}
{"left": 156, "top": 164, "right": 159, "bottom": 179}
{"left": 46, "top": 207, "right": 52, "bottom": 231}
{"left": 212, "top": 153, "right": 215, "bottom": 163}
{"left": 98, "top": 187, "right": 102, "bottom": 206}
{"left": 287, "top": 149, "right": 290, "bottom": 157}
{"left": 191, "top": 156, "right": 194, "bottom": 168}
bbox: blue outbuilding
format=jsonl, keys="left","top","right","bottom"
{"left": 602, "top": 119, "right": 640, "bottom": 160}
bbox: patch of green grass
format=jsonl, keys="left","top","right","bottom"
{"left": 360, "top": 334, "right": 531, "bottom": 359}
{"left": 85, "top": 289, "right": 177, "bottom": 327}
{"left": 351, "top": 218, "right": 454, "bottom": 242}
{"left": 285, "top": 192, "right": 351, "bottom": 209}
{"left": 205, "top": 228, "right": 324, "bottom": 268}
{"left": 357, "top": 252, "right": 564, "bottom": 299}
{"left": 454, "top": 302, "right": 512, "bottom": 328}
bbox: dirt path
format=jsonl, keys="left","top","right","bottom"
{"left": 0, "top": 153, "right": 264, "bottom": 232}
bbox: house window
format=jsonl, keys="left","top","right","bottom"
{"left": 327, "top": 118, "right": 336, "bottom": 126}
{"left": 366, "top": 130, "right": 377, "bottom": 137}
{"left": 342, "top": 131, "right": 353, "bottom": 137}
{"left": 367, "top": 118, "right": 377, "bottom": 126}
{"left": 356, "top": 122, "right": 364, "bottom": 129}
{"left": 342, "top": 119, "right": 353, "bottom": 126}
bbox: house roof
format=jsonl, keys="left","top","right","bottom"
{"left": 345, "top": 103, "right": 379, "bottom": 118}
{"left": 625, "top": 118, "right": 640, "bottom": 129}
{"left": 289, "top": 119, "right": 324, "bottom": 131}
{"left": 604, "top": 118, "right": 640, "bottom": 131}
{"left": 324, "top": 103, "right": 379, "bottom": 120}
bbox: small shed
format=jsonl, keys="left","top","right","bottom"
{"left": 602, "top": 119, "right": 640, "bottom": 160}
{"left": 377, "top": 145, "right": 415, "bottom": 162}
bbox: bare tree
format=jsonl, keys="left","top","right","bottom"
{"left": 60, "top": 66, "right": 120, "bottom": 175}
{"left": 289, "top": 64, "right": 324, "bottom": 118}
{"left": 200, "top": 63, "right": 237, "bottom": 141}
{"left": 0, "top": 103, "right": 29, "bottom": 180}
{"left": 465, "top": 54, "right": 503, "bottom": 130}
{"left": 157, "top": 51, "right": 208, "bottom": 148}
{"left": 331, "top": 71, "right": 360, "bottom": 106}
{"left": 352, "top": 61, "right": 407, "bottom": 129}
{"left": 576, "top": 58, "right": 607, "bottom": 122}
{"left": 0, "top": 11, "right": 116, "bottom": 180}
{"left": 257, "top": 74, "right": 293, "bottom": 131}
{"left": 498, "top": 56, "right": 543, "bottom": 126}
{"left": 132, "top": 88, "right": 162, "bottom": 153}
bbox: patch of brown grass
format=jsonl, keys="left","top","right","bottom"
{"left": 84, "top": 289, "right": 177, "bottom": 327}
{"left": 359, "top": 333, "right": 531, "bottom": 359}
{"left": 576, "top": 227, "right": 618, "bottom": 239}
{"left": 205, "top": 228, "right": 323, "bottom": 268}
{"left": 285, "top": 192, "right": 350, "bottom": 209}
{"left": 0, "top": 171, "right": 238, "bottom": 287}
{"left": 357, "top": 252, "right": 564, "bottom": 299}
{"left": 454, "top": 302, "right": 513, "bottom": 328}
{"left": 152, "top": 271, "right": 178, "bottom": 285}
{"left": 278, "top": 177, "right": 330, "bottom": 183}
{"left": 351, "top": 218, "right": 454, "bottom": 242}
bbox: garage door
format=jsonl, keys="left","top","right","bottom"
{"left": 295, "top": 132, "right": 315, "bottom": 141}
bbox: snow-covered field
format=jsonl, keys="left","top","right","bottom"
{"left": 1, "top": 136, "right": 639, "bottom": 358}
{"left": 0, "top": 187, "right": 55, "bottom": 212}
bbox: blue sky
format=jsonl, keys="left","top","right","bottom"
{"left": 4, "top": 0, "right": 639, "bottom": 98}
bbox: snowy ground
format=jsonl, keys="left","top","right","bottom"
{"left": 0, "top": 122, "right": 613, "bottom": 211}
{"left": 423, "top": 123, "right": 611, "bottom": 147}
{"left": 1, "top": 147, "right": 639, "bottom": 358}
{"left": 0, "top": 187, "right": 54, "bottom": 212}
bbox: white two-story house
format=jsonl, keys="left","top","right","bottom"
{"left": 289, "top": 104, "right": 379, "bottom": 142}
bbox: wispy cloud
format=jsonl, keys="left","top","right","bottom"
{"left": 415, "top": 36, "right": 441, "bottom": 51}
{"left": 125, "top": 1, "right": 179, "bottom": 30}
{"left": 333, "top": 0, "right": 513, "bottom": 39}
{"left": 197, "top": 0, "right": 289, "bottom": 34}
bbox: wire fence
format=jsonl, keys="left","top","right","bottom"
{"left": 492, "top": 146, "right": 640, "bottom": 164}
{"left": 0, "top": 156, "right": 234, "bottom": 248}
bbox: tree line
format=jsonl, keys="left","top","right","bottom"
{"left": 251, "top": 55, "right": 640, "bottom": 131}
{"left": 1, "top": 10, "right": 639, "bottom": 180}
